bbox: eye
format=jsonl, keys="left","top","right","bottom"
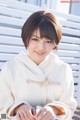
{"left": 46, "top": 40, "right": 52, "bottom": 43}
{"left": 31, "top": 38, "right": 38, "bottom": 41}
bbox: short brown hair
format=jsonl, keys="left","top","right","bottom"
{"left": 21, "top": 11, "right": 62, "bottom": 49}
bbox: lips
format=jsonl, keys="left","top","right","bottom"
{"left": 35, "top": 51, "right": 45, "bottom": 56}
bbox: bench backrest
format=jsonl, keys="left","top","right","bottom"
{"left": 0, "top": 0, "right": 80, "bottom": 106}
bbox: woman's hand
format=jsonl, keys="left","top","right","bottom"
{"left": 14, "top": 103, "right": 36, "bottom": 120}
{"left": 36, "top": 106, "right": 55, "bottom": 120}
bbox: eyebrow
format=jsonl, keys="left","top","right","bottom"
{"left": 32, "top": 35, "right": 51, "bottom": 41}
{"left": 32, "top": 35, "right": 40, "bottom": 39}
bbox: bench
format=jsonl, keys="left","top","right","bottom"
{"left": 0, "top": 0, "right": 80, "bottom": 107}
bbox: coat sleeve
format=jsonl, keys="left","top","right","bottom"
{"left": 45, "top": 64, "right": 77, "bottom": 120}
{"left": 0, "top": 62, "right": 30, "bottom": 119}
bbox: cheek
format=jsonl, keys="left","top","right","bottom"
{"left": 28, "top": 43, "right": 35, "bottom": 50}
{"left": 46, "top": 45, "right": 54, "bottom": 52}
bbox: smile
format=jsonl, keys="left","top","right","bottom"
{"left": 35, "top": 51, "right": 45, "bottom": 56}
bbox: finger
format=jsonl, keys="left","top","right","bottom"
{"left": 23, "top": 109, "right": 31, "bottom": 120}
{"left": 36, "top": 109, "right": 46, "bottom": 120}
{"left": 16, "top": 112, "right": 21, "bottom": 120}
{"left": 31, "top": 107, "right": 36, "bottom": 116}
{"left": 36, "top": 108, "right": 46, "bottom": 117}
{"left": 42, "top": 112, "right": 54, "bottom": 120}
{"left": 36, "top": 110, "right": 41, "bottom": 116}
{"left": 49, "top": 118, "right": 55, "bottom": 120}
{"left": 19, "top": 111, "right": 27, "bottom": 120}
{"left": 25, "top": 109, "right": 34, "bottom": 120}
{"left": 17, "top": 111, "right": 25, "bottom": 120}
{"left": 21, "top": 111, "right": 28, "bottom": 120}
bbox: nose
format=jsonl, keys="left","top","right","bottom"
{"left": 37, "top": 42, "right": 45, "bottom": 50}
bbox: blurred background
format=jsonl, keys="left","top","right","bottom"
{"left": 16, "top": 0, "right": 80, "bottom": 16}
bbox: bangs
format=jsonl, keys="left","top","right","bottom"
{"left": 37, "top": 20, "right": 58, "bottom": 43}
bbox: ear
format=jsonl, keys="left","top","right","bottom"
{"left": 53, "top": 45, "right": 58, "bottom": 51}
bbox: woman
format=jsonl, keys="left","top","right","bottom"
{"left": 0, "top": 11, "right": 77, "bottom": 120}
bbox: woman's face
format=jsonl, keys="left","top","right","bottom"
{"left": 27, "top": 29, "right": 55, "bottom": 64}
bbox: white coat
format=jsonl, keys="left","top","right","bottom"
{"left": 0, "top": 51, "right": 77, "bottom": 120}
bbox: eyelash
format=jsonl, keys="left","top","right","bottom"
{"left": 46, "top": 41, "right": 52, "bottom": 43}
{"left": 31, "top": 38, "right": 52, "bottom": 44}
{"left": 32, "top": 38, "right": 38, "bottom": 41}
